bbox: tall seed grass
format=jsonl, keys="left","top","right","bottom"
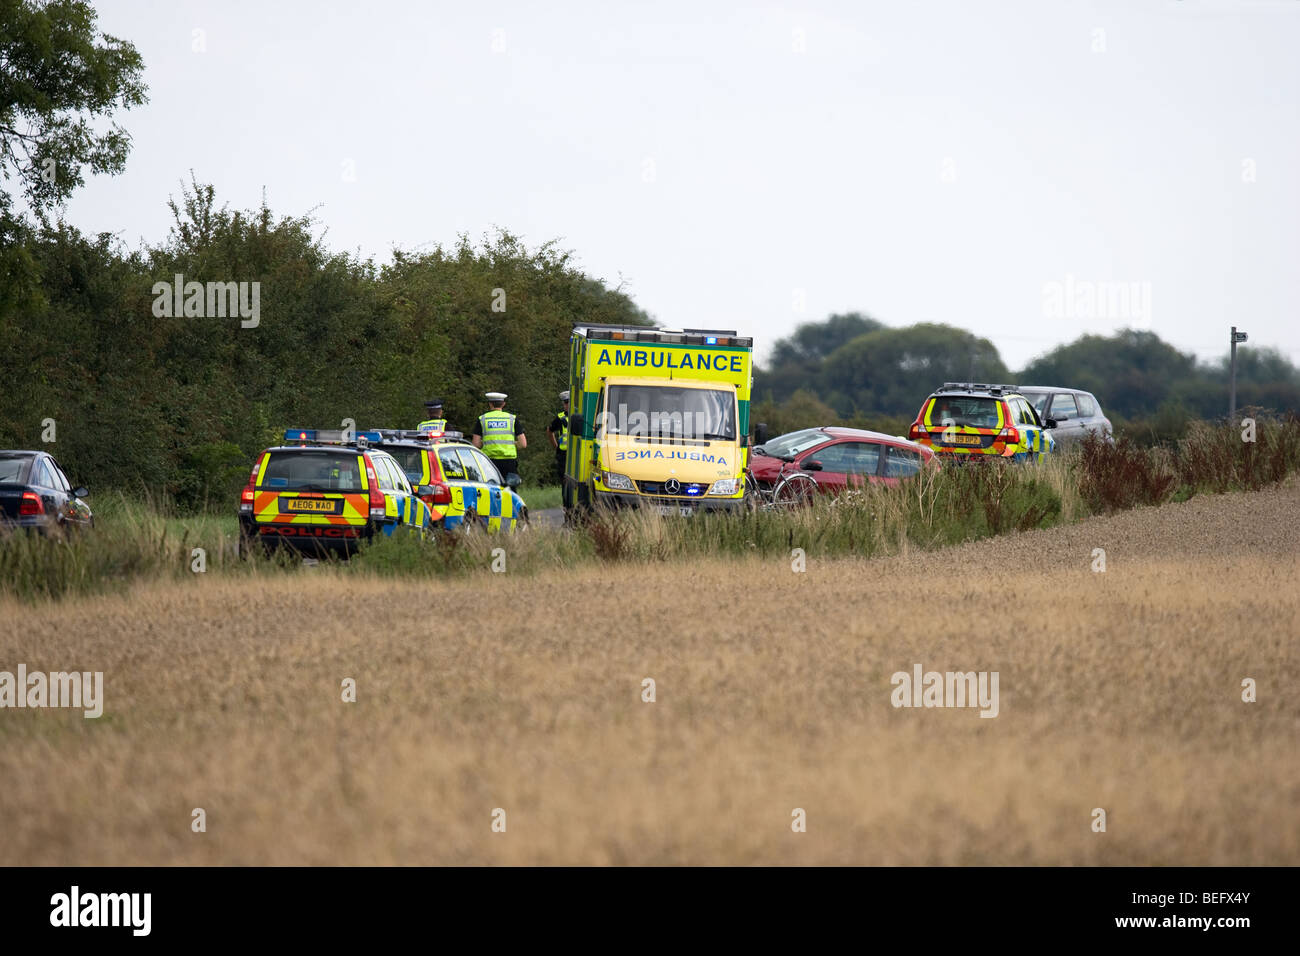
{"left": 5, "top": 419, "right": 1297, "bottom": 601}
{"left": 1076, "top": 414, "right": 1300, "bottom": 512}
{"left": 0, "top": 491, "right": 249, "bottom": 602}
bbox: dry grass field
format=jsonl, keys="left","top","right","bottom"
{"left": 2, "top": 481, "right": 1297, "bottom": 865}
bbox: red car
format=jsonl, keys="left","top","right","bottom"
{"left": 748, "top": 427, "right": 936, "bottom": 495}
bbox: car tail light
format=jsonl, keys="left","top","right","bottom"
{"left": 421, "top": 480, "right": 452, "bottom": 507}
{"left": 908, "top": 420, "right": 928, "bottom": 442}
{"left": 19, "top": 492, "right": 43, "bottom": 516}
{"left": 363, "top": 455, "right": 386, "bottom": 518}
{"left": 239, "top": 456, "right": 262, "bottom": 513}
{"left": 998, "top": 426, "right": 1020, "bottom": 446}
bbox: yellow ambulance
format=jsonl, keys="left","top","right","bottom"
{"left": 562, "top": 326, "right": 753, "bottom": 516}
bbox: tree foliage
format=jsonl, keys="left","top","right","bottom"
{"left": 0, "top": 0, "right": 147, "bottom": 223}
{"left": 758, "top": 320, "right": 1008, "bottom": 417}
{"left": 1019, "top": 330, "right": 1300, "bottom": 421}
{"left": 0, "top": 182, "right": 648, "bottom": 507}
{"left": 757, "top": 316, "right": 1300, "bottom": 433}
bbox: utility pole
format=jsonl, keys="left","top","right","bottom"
{"left": 1229, "top": 326, "right": 1248, "bottom": 421}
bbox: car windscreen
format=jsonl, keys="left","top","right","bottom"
{"left": 603, "top": 385, "right": 735, "bottom": 440}
{"left": 0, "top": 455, "right": 33, "bottom": 484}
{"left": 1020, "top": 391, "right": 1049, "bottom": 417}
{"left": 384, "top": 446, "right": 425, "bottom": 483}
{"left": 927, "top": 396, "right": 1002, "bottom": 429}
{"left": 759, "top": 428, "right": 827, "bottom": 458}
{"left": 261, "top": 451, "right": 363, "bottom": 492}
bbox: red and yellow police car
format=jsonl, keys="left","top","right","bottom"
{"left": 238, "top": 429, "right": 434, "bottom": 556}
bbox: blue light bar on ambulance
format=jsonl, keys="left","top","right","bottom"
{"left": 573, "top": 326, "right": 751, "bottom": 348}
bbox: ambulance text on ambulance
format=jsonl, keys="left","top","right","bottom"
{"left": 596, "top": 348, "right": 745, "bottom": 372}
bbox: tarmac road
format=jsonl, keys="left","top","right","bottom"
{"left": 532, "top": 507, "right": 564, "bottom": 528}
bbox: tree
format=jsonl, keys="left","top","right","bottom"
{"left": 0, "top": 0, "right": 147, "bottom": 228}
{"left": 821, "top": 323, "right": 1010, "bottom": 417}
{"left": 0, "top": 180, "right": 654, "bottom": 501}
{"left": 758, "top": 312, "right": 885, "bottom": 403}
{"left": 770, "top": 312, "right": 884, "bottom": 366}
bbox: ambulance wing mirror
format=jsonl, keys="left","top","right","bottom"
{"left": 754, "top": 422, "right": 770, "bottom": 445}
{"left": 570, "top": 413, "right": 587, "bottom": 438}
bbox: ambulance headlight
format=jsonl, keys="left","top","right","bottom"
{"left": 708, "top": 478, "right": 740, "bottom": 496}
{"left": 602, "top": 471, "right": 635, "bottom": 491}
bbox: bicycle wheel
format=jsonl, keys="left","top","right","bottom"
{"left": 743, "top": 470, "right": 762, "bottom": 511}
{"left": 773, "top": 473, "right": 818, "bottom": 507}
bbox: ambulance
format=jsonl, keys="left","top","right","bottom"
{"left": 562, "top": 325, "right": 754, "bottom": 516}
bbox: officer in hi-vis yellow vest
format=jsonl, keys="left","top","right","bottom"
{"left": 547, "top": 390, "right": 570, "bottom": 483}
{"left": 472, "top": 391, "right": 526, "bottom": 487}
{"left": 417, "top": 398, "right": 448, "bottom": 434}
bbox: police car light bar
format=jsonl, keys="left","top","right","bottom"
{"left": 372, "top": 428, "right": 465, "bottom": 443}
{"left": 283, "top": 428, "right": 384, "bottom": 445}
{"left": 938, "top": 383, "right": 1020, "bottom": 394}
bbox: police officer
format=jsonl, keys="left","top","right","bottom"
{"left": 547, "top": 390, "right": 570, "bottom": 483}
{"left": 418, "top": 398, "right": 448, "bottom": 433}
{"left": 472, "top": 391, "right": 526, "bottom": 486}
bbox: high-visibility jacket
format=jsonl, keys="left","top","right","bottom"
{"left": 555, "top": 411, "right": 568, "bottom": 452}
{"left": 478, "top": 410, "right": 518, "bottom": 459}
{"left": 418, "top": 418, "right": 447, "bottom": 432}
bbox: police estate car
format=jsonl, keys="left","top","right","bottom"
{"left": 238, "top": 429, "right": 434, "bottom": 556}
{"left": 374, "top": 429, "right": 528, "bottom": 532}
{"left": 908, "top": 383, "right": 1055, "bottom": 462}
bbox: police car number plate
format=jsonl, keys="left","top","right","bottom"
{"left": 945, "top": 434, "right": 980, "bottom": 445}
{"left": 285, "top": 498, "right": 340, "bottom": 513}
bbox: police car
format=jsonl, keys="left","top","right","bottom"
{"left": 238, "top": 429, "right": 435, "bottom": 556}
{"left": 372, "top": 429, "right": 528, "bottom": 532}
{"left": 908, "top": 383, "right": 1055, "bottom": 462}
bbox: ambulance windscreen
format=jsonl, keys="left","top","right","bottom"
{"left": 603, "top": 385, "right": 735, "bottom": 441}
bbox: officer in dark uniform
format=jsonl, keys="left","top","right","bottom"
{"left": 547, "top": 390, "right": 570, "bottom": 484}
{"left": 418, "top": 399, "right": 448, "bottom": 434}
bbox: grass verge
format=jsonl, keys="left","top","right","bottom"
{"left": 3, "top": 419, "right": 1297, "bottom": 601}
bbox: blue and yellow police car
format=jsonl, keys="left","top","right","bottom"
{"left": 375, "top": 429, "right": 528, "bottom": 532}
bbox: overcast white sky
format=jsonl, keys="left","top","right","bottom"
{"left": 71, "top": 0, "right": 1299, "bottom": 369}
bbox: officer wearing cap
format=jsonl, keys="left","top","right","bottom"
{"left": 472, "top": 391, "right": 526, "bottom": 486}
{"left": 547, "top": 390, "right": 570, "bottom": 483}
{"left": 418, "top": 398, "right": 448, "bottom": 433}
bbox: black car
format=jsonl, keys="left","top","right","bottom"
{"left": 0, "top": 451, "right": 93, "bottom": 533}
{"left": 1017, "top": 387, "right": 1113, "bottom": 444}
